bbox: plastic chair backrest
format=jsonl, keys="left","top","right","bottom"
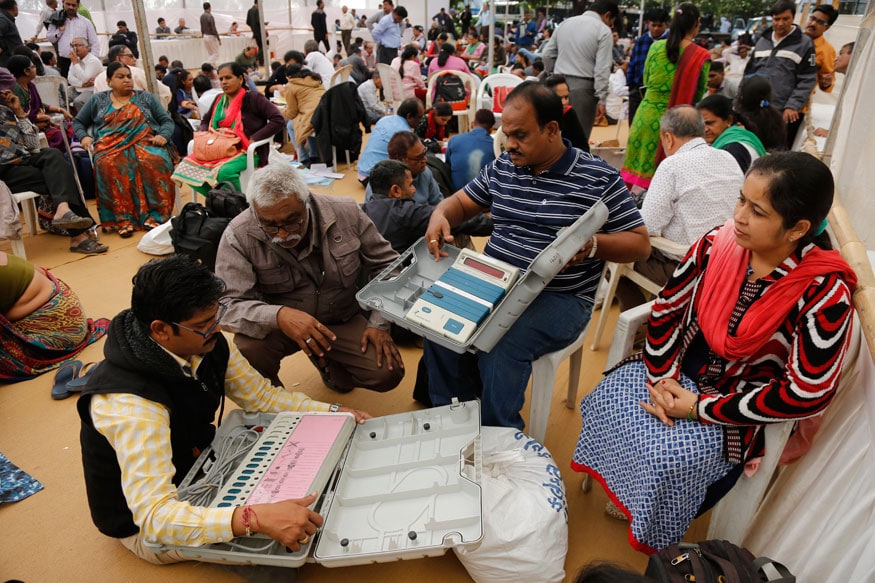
{"left": 32, "top": 76, "right": 72, "bottom": 111}
{"left": 374, "top": 63, "right": 404, "bottom": 109}
{"left": 476, "top": 73, "right": 522, "bottom": 114}
{"left": 330, "top": 64, "right": 352, "bottom": 87}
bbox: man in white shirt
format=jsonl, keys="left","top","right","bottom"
{"left": 303, "top": 39, "right": 335, "bottom": 89}
{"left": 542, "top": 0, "right": 617, "bottom": 143}
{"left": 67, "top": 36, "right": 102, "bottom": 109}
{"left": 618, "top": 106, "right": 742, "bottom": 308}
{"left": 46, "top": 0, "right": 100, "bottom": 77}
{"left": 357, "top": 72, "right": 389, "bottom": 124}
{"left": 339, "top": 5, "right": 356, "bottom": 55}
{"left": 93, "top": 44, "right": 172, "bottom": 107}
{"left": 722, "top": 43, "right": 750, "bottom": 80}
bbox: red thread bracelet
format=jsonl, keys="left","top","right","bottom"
{"left": 241, "top": 505, "right": 258, "bottom": 536}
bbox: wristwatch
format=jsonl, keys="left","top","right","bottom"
{"left": 329, "top": 403, "right": 341, "bottom": 413}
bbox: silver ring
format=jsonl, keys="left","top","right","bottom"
{"left": 305, "top": 337, "right": 313, "bottom": 345}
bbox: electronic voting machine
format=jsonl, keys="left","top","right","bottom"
{"left": 357, "top": 201, "right": 609, "bottom": 353}
{"left": 161, "top": 400, "right": 483, "bottom": 568}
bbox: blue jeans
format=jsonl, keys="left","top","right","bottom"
{"left": 286, "top": 121, "right": 319, "bottom": 163}
{"left": 424, "top": 292, "right": 593, "bottom": 429}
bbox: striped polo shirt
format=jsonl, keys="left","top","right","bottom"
{"left": 463, "top": 140, "right": 644, "bottom": 300}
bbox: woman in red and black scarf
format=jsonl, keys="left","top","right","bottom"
{"left": 573, "top": 151, "right": 857, "bottom": 553}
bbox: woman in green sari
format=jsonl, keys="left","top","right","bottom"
{"left": 172, "top": 62, "right": 283, "bottom": 197}
{"left": 696, "top": 94, "right": 767, "bottom": 173}
{"left": 621, "top": 3, "right": 710, "bottom": 190}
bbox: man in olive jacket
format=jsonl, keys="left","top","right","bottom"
{"left": 215, "top": 164, "right": 404, "bottom": 392}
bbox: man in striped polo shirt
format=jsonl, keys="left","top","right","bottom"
{"left": 422, "top": 81, "right": 651, "bottom": 430}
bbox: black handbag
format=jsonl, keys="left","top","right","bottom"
{"left": 206, "top": 181, "right": 248, "bottom": 219}
{"left": 170, "top": 202, "right": 231, "bottom": 271}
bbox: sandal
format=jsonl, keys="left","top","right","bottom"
{"left": 118, "top": 225, "right": 135, "bottom": 238}
{"left": 65, "top": 362, "right": 102, "bottom": 392}
{"left": 70, "top": 238, "right": 109, "bottom": 254}
{"left": 51, "top": 360, "right": 83, "bottom": 400}
{"left": 143, "top": 218, "right": 161, "bottom": 231}
{"left": 52, "top": 210, "right": 93, "bottom": 230}
{"left": 605, "top": 500, "right": 629, "bottom": 521}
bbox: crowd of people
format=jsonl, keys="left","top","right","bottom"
{"left": 0, "top": 0, "right": 861, "bottom": 577}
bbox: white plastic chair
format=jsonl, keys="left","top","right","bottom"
{"left": 6, "top": 190, "right": 41, "bottom": 259}
{"left": 492, "top": 126, "right": 506, "bottom": 158}
{"left": 32, "top": 76, "right": 72, "bottom": 112}
{"left": 593, "top": 300, "right": 794, "bottom": 543}
{"left": 426, "top": 70, "right": 479, "bottom": 133}
{"left": 183, "top": 136, "right": 273, "bottom": 201}
{"left": 374, "top": 63, "right": 405, "bottom": 110}
{"left": 329, "top": 64, "right": 353, "bottom": 88}
{"left": 475, "top": 73, "right": 522, "bottom": 122}
{"left": 527, "top": 322, "right": 590, "bottom": 444}
{"left": 590, "top": 237, "right": 690, "bottom": 351}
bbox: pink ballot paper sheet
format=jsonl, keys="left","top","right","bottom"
{"left": 245, "top": 415, "right": 349, "bottom": 504}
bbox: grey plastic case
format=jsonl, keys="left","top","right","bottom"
{"left": 160, "top": 400, "right": 482, "bottom": 569}
{"left": 357, "top": 201, "right": 609, "bottom": 353}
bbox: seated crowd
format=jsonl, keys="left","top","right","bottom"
{"left": 0, "top": 0, "right": 859, "bottom": 576}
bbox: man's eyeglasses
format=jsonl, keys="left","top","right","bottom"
{"left": 809, "top": 15, "right": 829, "bottom": 26}
{"left": 252, "top": 207, "right": 306, "bottom": 235}
{"left": 121, "top": 52, "right": 135, "bottom": 58}
{"left": 70, "top": 43, "right": 85, "bottom": 48}
{"left": 173, "top": 302, "right": 227, "bottom": 338}
{"left": 407, "top": 150, "right": 428, "bottom": 161}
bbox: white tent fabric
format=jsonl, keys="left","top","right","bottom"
{"left": 16, "top": 0, "right": 448, "bottom": 62}
{"left": 743, "top": 10, "right": 875, "bottom": 581}
{"left": 826, "top": 12, "right": 875, "bottom": 249}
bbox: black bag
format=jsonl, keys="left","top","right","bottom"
{"left": 645, "top": 540, "right": 795, "bottom": 583}
{"left": 206, "top": 181, "right": 248, "bottom": 219}
{"left": 170, "top": 202, "right": 231, "bottom": 271}
{"left": 435, "top": 73, "right": 466, "bottom": 104}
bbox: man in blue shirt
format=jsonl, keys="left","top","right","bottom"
{"left": 445, "top": 109, "right": 496, "bottom": 191}
{"left": 423, "top": 82, "right": 650, "bottom": 430}
{"left": 626, "top": 8, "right": 669, "bottom": 122}
{"left": 371, "top": 5, "right": 407, "bottom": 65}
{"left": 364, "top": 131, "right": 443, "bottom": 205}
{"left": 516, "top": 11, "right": 537, "bottom": 48}
{"left": 357, "top": 97, "right": 424, "bottom": 183}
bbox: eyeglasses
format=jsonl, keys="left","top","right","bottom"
{"left": 121, "top": 52, "right": 135, "bottom": 58}
{"left": 70, "top": 43, "right": 85, "bottom": 47}
{"left": 808, "top": 15, "right": 829, "bottom": 26}
{"left": 252, "top": 207, "right": 307, "bottom": 235}
{"left": 173, "top": 302, "right": 227, "bottom": 339}
{"left": 407, "top": 149, "right": 428, "bottom": 161}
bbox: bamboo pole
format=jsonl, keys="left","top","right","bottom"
{"left": 802, "top": 120, "right": 875, "bottom": 362}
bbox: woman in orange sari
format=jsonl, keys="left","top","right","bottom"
{"left": 73, "top": 62, "right": 178, "bottom": 238}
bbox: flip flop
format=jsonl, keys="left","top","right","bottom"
{"left": 66, "top": 362, "right": 102, "bottom": 392}
{"left": 51, "top": 360, "right": 83, "bottom": 400}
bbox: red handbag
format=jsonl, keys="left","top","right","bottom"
{"left": 192, "top": 127, "right": 241, "bottom": 161}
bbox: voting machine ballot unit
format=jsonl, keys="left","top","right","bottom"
{"left": 160, "top": 400, "right": 483, "bottom": 568}
{"left": 357, "top": 201, "right": 609, "bottom": 353}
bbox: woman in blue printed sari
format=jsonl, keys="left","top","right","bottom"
{"left": 73, "top": 62, "right": 178, "bottom": 238}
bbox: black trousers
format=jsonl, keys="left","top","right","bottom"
{"left": 377, "top": 45, "right": 398, "bottom": 65}
{"left": 57, "top": 56, "right": 71, "bottom": 79}
{"left": 252, "top": 33, "right": 264, "bottom": 66}
{"left": 628, "top": 83, "right": 643, "bottom": 124}
{"left": 0, "top": 148, "right": 93, "bottom": 236}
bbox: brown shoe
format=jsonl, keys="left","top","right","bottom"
{"left": 70, "top": 238, "right": 109, "bottom": 254}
